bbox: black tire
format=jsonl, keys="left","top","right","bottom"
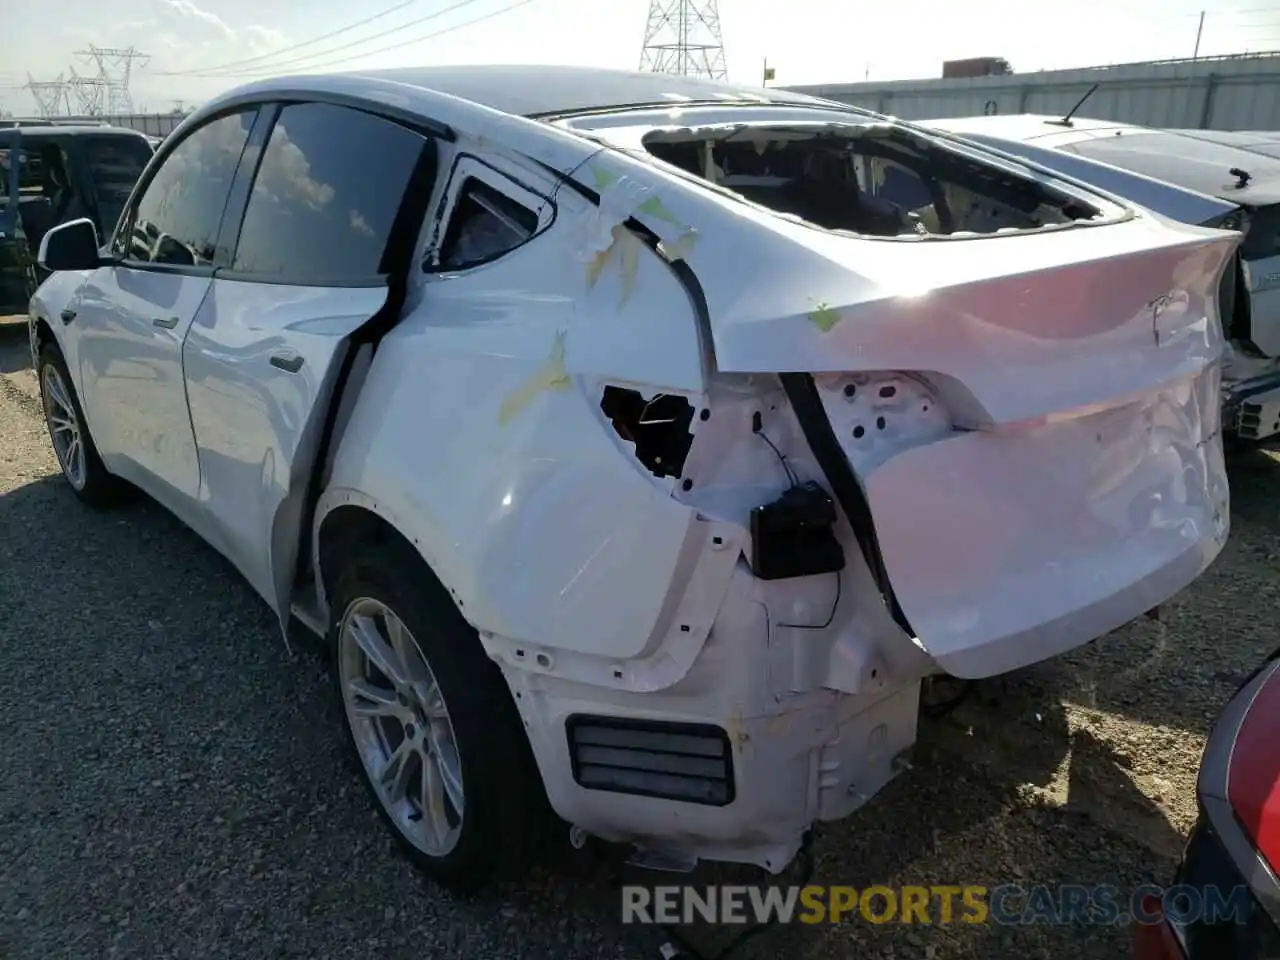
{"left": 35, "top": 342, "right": 124, "bottom": 508}
{"left": 328, "top": 535, "right": 551, "bottom": 893}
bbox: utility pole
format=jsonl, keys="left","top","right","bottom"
{"left": 1193, "top": 10, "right": 1205, "bottom": 60}
{"left": 639, "top": 0, "right": 728, "bottom": 80}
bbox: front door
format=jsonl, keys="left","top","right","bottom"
{"left": 74, "top": 108, "right": 259, "bottom": 506}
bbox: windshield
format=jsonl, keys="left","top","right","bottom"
{"left": 81, "top": 135, "right": 153, "bottom": 239}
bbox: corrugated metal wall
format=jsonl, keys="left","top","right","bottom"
{"left": 784, "top": 52, "right": 1280, "bottom": 129}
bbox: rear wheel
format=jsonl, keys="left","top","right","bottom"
{"left": 329, "top": 538, "right": 548, "bottom": 892}
{"left": 36, "top": 343, "right": 121, "bottom": 507}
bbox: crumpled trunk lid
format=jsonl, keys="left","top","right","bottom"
{"left": 680, "top": 205, "right": 1237, "bottom": 676}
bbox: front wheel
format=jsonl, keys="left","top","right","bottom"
{"left": 36, "top": 343, "right": 122, "bottom": 507}
{"left": 329, "top": 538, "right": 549, "bottom": 892}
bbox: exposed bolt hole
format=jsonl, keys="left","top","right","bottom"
{"left": 680, "top": 624, "right": 691, "bottom": 633}
{"left": 752, "top": 411, "right": 763, "bottom": 433}
{"left": 876, "top": 416, "right": 886, "bottom": 430}
{"left": 613, "top": 669, "right": 623, "bottom": 679}
{"left": 871, "top": 669, "right": 878, "bottom": 679}
{"left": 843, "top": 384, "right": 856, "bottom": 398}
{"left": 712, "top": 536, "right": 724, "bottom": 545}
{"left": 699, "top": 408, "right": 710, "bottom": 421}
{"left": 515, "top": 649, "right": 525, "bottom": 658}
{"left": 879, "top": 385, "right": 896, "bottom": 398}
{"left": 535, "top": 653, "right": 551, "bottom": 668}
{"left": 922, "top": 404, "right": 929, "bottom": 412}
{"left": 853, "top": 425, "right": 865, "bottom": 439}
{"left": 515, "top": 692, "right": 522, "bottom": 698}
{"left": 681, "top": 478, "right": 693, "bottom": 491}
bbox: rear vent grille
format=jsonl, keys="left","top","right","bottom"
{"left": 566, "top": 715, "right": 735, "bottom": 806}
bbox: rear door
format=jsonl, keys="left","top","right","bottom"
{"left": 182, "top": 100, "right": 437, "bottom": 617}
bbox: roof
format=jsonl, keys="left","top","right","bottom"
{"left": 0, "top": 123, "right": 149, "bottom": 138}
{"left": 924, "top": 113, "right": 1280, "bottom": 205}
{"left": 341, "top": 64, "right": 849, "bottom": 119}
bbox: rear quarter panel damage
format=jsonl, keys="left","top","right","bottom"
{"left": 315, "top": 156, "right": 732, "bottom": 677}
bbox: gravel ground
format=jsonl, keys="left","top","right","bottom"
{"left": 2, "top": 314, "right": 1279, "bottom": 960}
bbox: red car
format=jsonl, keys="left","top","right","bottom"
{"left": 1134, "top": 651, "right": 1280, "bottom": 959}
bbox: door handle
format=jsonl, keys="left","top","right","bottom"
{"left": 60, "top": 308, "right": 76, "bottom": 324}
{"left": 269, "top": 353, "right": 304, "bottom": 373}
{"left": 152, "top": 316, "right": 179, "bottom": 329}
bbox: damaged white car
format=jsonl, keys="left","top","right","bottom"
{"left": 28, "top": 65, "right": 1236, "bottom": 891}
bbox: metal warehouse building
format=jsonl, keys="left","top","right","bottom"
{"left": 784, "top": 52, "right": 1280, "bottom": 130}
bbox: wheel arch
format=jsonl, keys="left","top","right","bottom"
{"left": 313, "top": 492, "right": 466, "bottom": 629}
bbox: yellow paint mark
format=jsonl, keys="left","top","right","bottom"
{"left": 498, "top": 331, "right": 572, "bottom": 426}
{"left": 591, "top": 165, "right": 620, "bottom": 193}
{"left": 616, "top": 227, "right": 641, "bottom": 304}
{"left": 637, "top": 194, "right": 684, "bottom": 229}
{"left": 809, "top": 301, "right": 842, "bottom": 333}
{"left": 585, "top": 224, "right": 644, "bottom": 306}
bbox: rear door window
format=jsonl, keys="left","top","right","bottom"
{"left": 229, "top": 102, "right": 431, "bottom": 283}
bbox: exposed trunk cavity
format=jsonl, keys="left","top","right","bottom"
{"left": 641, "top": 123, "right": 1104, "bottom": 238}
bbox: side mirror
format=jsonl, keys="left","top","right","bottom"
{"left": 38, "top": 218, "right": 102, "bottom": 272}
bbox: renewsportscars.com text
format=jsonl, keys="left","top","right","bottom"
{"left": 621, "top": 883, "right": 1251, "bottom": 927}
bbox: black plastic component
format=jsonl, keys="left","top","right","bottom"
{"left": 779, "top": 373, "right": 914, "bottom": 634}
{"left": 749, "top": 480, "right": 845, "bottom": 581}
{"left": 600, "top": 386, "right": 695, "bottom": 479}
{"left": 566, "top": 715, "right": 734, "bottom": 806}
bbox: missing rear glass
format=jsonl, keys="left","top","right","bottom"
{"left": 642, "top": 124, "right": 1101, "bottom": 238}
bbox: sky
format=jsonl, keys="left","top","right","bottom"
{"left": 3, "top": 0, "right": 1280, "bottom": 114}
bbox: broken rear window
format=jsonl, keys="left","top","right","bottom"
{"left": 641, "top": 123, "right": 1104, "bottom": 238}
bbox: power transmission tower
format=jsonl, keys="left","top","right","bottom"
{"left": 23, "top": 73, "right": 71, "bottom": 117}
{"left": 67, "top": 67, "right": 109, "bottom": 116}
{"left": 639, "top": 0, "right": 728, "bottom": 80}
{"left": 76, "top": 45, "right": 150, "bottom": 114}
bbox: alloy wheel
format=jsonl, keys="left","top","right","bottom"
{"left": 338, "top": 597, "right": 465, "bottom": 857}
{"left": 41, "top": 364, "right": 86, "bottom": 490}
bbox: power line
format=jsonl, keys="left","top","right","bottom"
{"left": 167, "top": 0, "right": 498, "bottom": 78}
{"left": 176, "top": 0, "right": 538, "bottom": 79}
{"left": 153, "top": 0, "right": 418, "bottom": 76}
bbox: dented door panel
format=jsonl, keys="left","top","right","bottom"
{"left": 183, "top": 279, "right": 388, "bottom": 611}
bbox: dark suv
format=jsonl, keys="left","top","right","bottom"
{"left": 0, "top": 123, "right": 153, "bottom": 315}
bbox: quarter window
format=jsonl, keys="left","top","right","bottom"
{"left": 125, "top": 109, "right": 255, "bottom": 267}
{"left": 230, "top": 102, "right": 428, "bottom": 282}
{"left": 438, "top": 178, "right": 538, "bottom": 270}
